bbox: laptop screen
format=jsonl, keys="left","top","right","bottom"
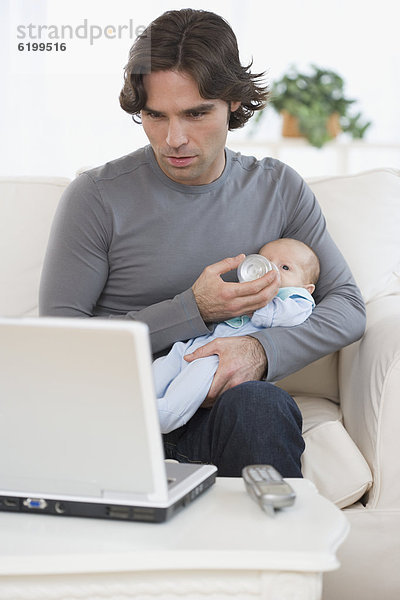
{"left": 0, "top": 318, "right": 169, "bottom": 502}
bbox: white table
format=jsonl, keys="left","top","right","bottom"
{"left": 0, "top": 478, "right": 348, "bottom": 600}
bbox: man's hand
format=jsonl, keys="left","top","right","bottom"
{"left": 192, "top": 255, "right": 280, "bottom": 322}
{"left": 184, "top": 336, "right": 267, "bottom": 408}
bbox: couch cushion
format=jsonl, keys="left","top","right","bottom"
{"left": 308, "top": 168, "right": 400, "bottom": 304}
{"left": 277, "top": 352, "right": 339, "bottom": 403}
{"left": 297, "top": 396, "right": 373, "bottom": 508}
{"left": 0, "top": 177, "right": 70, "bottom": 317}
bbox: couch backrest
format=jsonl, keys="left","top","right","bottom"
{"left": 308, "top": 168, "right": 400, "bottom": 304}
{"left": 0, "top": 177, "right": 70, "bottom": 317}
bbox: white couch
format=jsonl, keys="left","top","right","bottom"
{"left": 1, "top": 168, "right": 399, "bottom": 599}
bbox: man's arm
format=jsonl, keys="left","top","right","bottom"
{"left": 39, "top": 175, "right": 212, "bottom": 354}
{"left": 250, "top": 168, "right": 366, "bottom": 382}
{"left": 253, "top": 288, "right": 365, "bottom": 382}
{"left": 186, "top": 165, "right": 366, "bottom": 390}
{"left": 39, "top": 174, "right": 278, "bottom": 355}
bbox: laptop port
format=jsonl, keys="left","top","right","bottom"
{"left": 106, "top": 505, "right": 131, "bottom": 520}
{"left": 55, "top": 502, "right": 66, "bottom": 514}
{"left": 3, "top": 498, "right": 18, "bottom": 508}
{"left": 132, "top": 507, "right": 156, "bottom": 521}
{"left": 23, "top": 498, "right": 48, "bottom": 510}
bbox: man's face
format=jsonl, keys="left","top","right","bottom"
{"left": 141, "top": 70, "right": 240, "bottom": 186}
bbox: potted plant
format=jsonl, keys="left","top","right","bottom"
{"left": 255, "top": 64, "right": 371, "bottom": 148}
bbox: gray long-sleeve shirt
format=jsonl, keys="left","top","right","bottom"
{"left": 39, "top": 145, "right": 366, "bottom": 381}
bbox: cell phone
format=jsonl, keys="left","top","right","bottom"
{"left": 242, "top": 464, "right": 296, "bottom": 516}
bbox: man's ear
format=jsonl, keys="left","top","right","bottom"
{"left": 230, "top": 101, "right": 241, "bottom": 112}
{"left": 305, "top": 283, "right": 315, "bottom": 295}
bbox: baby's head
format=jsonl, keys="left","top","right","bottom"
{"left": 259, "top": 238, "right": 320, "bottom": 295}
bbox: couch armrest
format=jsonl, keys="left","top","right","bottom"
{"left": 338, "top": 296, "right": 400, "bottom": 509}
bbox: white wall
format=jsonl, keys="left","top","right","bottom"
{"left": 1, "top": 0, "right": 399, "bottom": 178}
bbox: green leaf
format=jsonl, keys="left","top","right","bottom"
{"left": 256, "top": 64, "right": 371, "bottom": 148}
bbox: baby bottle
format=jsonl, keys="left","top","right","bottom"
{"left": 237, "top": 254, "right": 278, "bottom": 282}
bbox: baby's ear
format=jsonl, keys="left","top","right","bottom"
{"left": 305, "top": 283, "right": 315, "bottom": 295}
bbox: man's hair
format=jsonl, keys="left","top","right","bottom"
{"left": 119, "top": 9, "right": 268, "bottom": 129}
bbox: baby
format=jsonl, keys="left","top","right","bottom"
{"left": 153, "top": 238, "right": 320, "bottom": 433}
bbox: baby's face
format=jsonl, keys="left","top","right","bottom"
{"left": 259, "top": 239, "right": 314, "bottom": 293}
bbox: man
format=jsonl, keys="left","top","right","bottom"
{"left": 39, "top": 9, "right": 366, "bottom": 477}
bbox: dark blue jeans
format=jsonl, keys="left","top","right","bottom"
{"left": 163, "top": 381, "right": 304, "bottom": 477}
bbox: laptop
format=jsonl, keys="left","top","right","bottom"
{"left": 0, "top": 317, "right": 217, "bottom": 522}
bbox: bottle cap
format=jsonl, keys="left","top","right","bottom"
{"left": 237, "top": 254, "right": 277, "bottom": 282}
